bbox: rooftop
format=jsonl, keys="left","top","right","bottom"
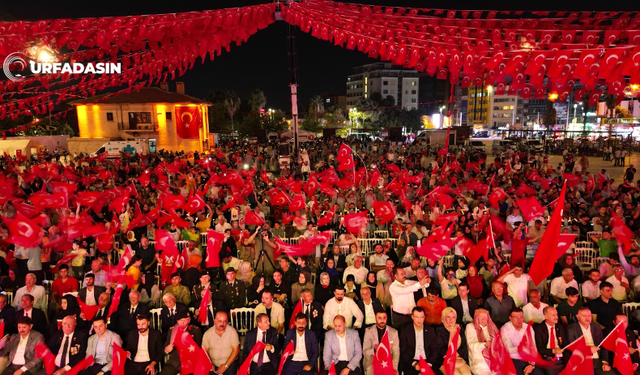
{"left": 69, "top": 87, "right": 211, "bottom": 105}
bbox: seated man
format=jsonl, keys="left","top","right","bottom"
{"left": 162, "top": 272, "right": 191, "bottom": 307}
{"left": 0, "top": 316, "right": 45, "bottom": 375}
{"left": 416, "top": 287, "right": 447, "bottom": 326}
{"left": 605, "top": 264, "right": 630, "bottom": 302}
{"left": 581, "top": 269, "right": 601, "bottom": 303}
{"left": 124, "top": 314, "right": 163, "bottom": 375}
{"left": 557, "top": 287, "right": 582, "bottom": 326}
{"left": 322, "top": 315, "right": 363, "bottom": 375}
{"left": 549, "top": 269, "right": 579, "bottom": 304}
{"left": 522, "top": 289, "right": 548, "bottom": 324}
{"left": 500, "top": 308, "right": 545, "bottom": 375}
{"left": 566, "top": 307, "right": 616, "bottom": 375}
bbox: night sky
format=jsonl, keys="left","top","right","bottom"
{"left": 1, "top": 0, "right": 639, "bottom": 110}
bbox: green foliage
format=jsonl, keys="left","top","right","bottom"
{"left": 248, "top": 89, "right": 267, "bottom": 112}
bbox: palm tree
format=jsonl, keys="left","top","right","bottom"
{"left": 542, "top": 100, "right": 557, "bottom": 129}
{"left": 248, "top": 89, "right": 267, "bottom": 112}
{"left": 309, "top": 95, "right": 324, "bottom": 114}
{"left": 222, "top": 91, "right": 240, "bottom": 132}
{"left": 603, "top": 93, "right": 618, "bottom": 137}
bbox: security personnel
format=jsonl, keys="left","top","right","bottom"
{"left": 159, "top": 310, "right": 203, "bottom": 375}
{"left": 218, "top": 267, "right": 247, "bottom": 309}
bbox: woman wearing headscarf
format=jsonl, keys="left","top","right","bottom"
{"left": 436, "top": 307, "right": 471, "bottom": 375}
{"left": 365, "top": 271, "right": 378, "bottom": 298}
{"left": 314, "top": 272, "right": 335, "bottom": 305}
{"left": 247, "top": 274, "right": 266, "bottom": 307}
{"left": 466, "top": 266, "right": 490, "bottom": 306}
{"left": 291, "top": 271, "right": 315, "bottom": 305}
{"left": 465, "top": 309, "right": 506, "bottom": 375}
{"left": 551, "top": 254, "right": 584, "bottom": 284}
{"left": 323, "top": 258, "right": 341, "bottom": 285}
{"left": 49, "top": 294, "right": 80, "bottom": 336}
{"left": 456, "top": 257, "right": 470, "bottom": 279}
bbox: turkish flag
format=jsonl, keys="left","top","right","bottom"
{"left": 245, "top": 210, "right": 265, "bottom": 226}
{"left": 303, "top": 177, "right": 321, "bottom": 196}
{"left": 237, "top": 341, "right": 265, "bottom": 375}
{"left": 288, "top": 300, "right": 303, "bottom": 329}
{"left": 336, "top": 143, "right": 353, "bottom": 162}
{"left": 77, "top": 297, "right": 100, "bottom": 320}
{"left": 65, "top": 356, "right": 94, "bottom": 375}
{"left": 517, "top": 321, "right": 554, "bottom": 367}
{"left": 318, "top": 205, "right": 336, "bottom": 227}
{"left": 416, "top": 239, "right": 453, "bottom": 262}
{"left": 198, "top": 287, "right": 210, "bottom": 324}
{"left": 184, "top": 193, "right": 206, "bottom": 215}
{"left": 488, "top": 188, "right": 507, "bottom": 209}
{"left": 372, "top": 201, "right": 397, "bottom": 225}
{"left": 174, "top": 327, "right": 201, "bottom": 375}
{"left": 193, "top": 347, "right": 213, "bottom": 375}
{"left": 558, "top": 337, "right": 594, "bottom": 375}
{"left": 269, "top": 189, "right": 291, "bottom": 207}
{"left": 35, "top": 342, "right": 56, "bottom": 375}
{"left": 288, "top": 194, "right": 306, "bottom": 212}
{"left": 562, "top": 173, "right": 582, "bottom": 187}
{"left": 107, "top": 283, "right": 124, "bottom": 319}
{"left": 601, "top": 323, "right": 634, "bottom": 375}
{"left": 206, "top": 230, "right": 224, "bottom": 268}
{"left": 155, "top": 230, "right": 180, "bottom": 259}
{"left": 112, "top": 343, "right": 126, "bottom": 375}
{"left": 598, "top": 173, "right": 608, "bottom": 189}
{"left": 587, "top": 175, "right": 595, "bottom": 192}
{"left": 443, "top": 327, "right": 460, "bottom": 375}
{"left": 278, "top": 341, "right": 294, "bottom": 375}
{"left": 517, "top": 197, "right": 545, "bottom": 222}
{"left": 343, "top": 211, "right": 369, "bottom": 234}
{"left": 529, "top": 182, "right": 567, "bottom": 285}
{"left": 160, "top": 193, "right": 186, "bottom": 211}
{"left": 1, "top": 212, "right": 42, "bottom": 247}
{"left": 418, "top": 357, "right": 437, "bottom": 375}
{"left": 175, "top": 106, "right": 201, "bottom": 139}
{"left": 338, "top": 155, "right": 355, "bottom": 171}
{"left": 611, "top": 214, "right": 633, "bottom": 254}
{"left": 372, "top": 331, "right": 395, "bottom": 375}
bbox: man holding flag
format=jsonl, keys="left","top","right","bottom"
{"left": 282, "top": 313, "right": 319, "bottom": 375}
{"left": 566, "top": 307, "right": 616, "bottom": 375}
{"left": 362, "top": 310, "right": 399, "bottom": 375}
{"left": 159, "top": 310, "right": 202, "bottom": 375}
{"left": 242, "top": 313, "right": 280, "bottom": 375}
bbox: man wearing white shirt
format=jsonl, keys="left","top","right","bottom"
{"left": 581, "top": 269, "right": 602, "bottom": 303}
{"left": 12, "top": 273, "right": 46, "bottom": 311}
{"left": 323, "top": 286, "right": 363, "bottom": 330}
{"left": 342, "top": 256, "right": 369, "bottom": 285}
{"left": 500, "top": 308, "right": 545, "bottom": 375}
{"left": 124, "top": 314, "right": 163, "bottom": 375}
{"left": 496, "top": 264, "right": 531, "bottom": 307}
{"left": 48, "top": 315, "right": 88, "bottom": 374}
{"left": 389, "top": 267, "right": 429, "bottom": 330}
{"left": 605, "top": 264, "right": 630, "bottom": 302}
{"left": 549, "top": 269, "right": 579, "bottom": 303}
{"left": 0, "top": 316, "right": 45, "bottom": 375}
{"left": 254, "top": 291, "right": 285, "bottom": 335}
{"left": 522, "top": 290, "right": 548, "bottom": 324}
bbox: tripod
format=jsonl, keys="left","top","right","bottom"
{"left": 254, "top": 233, "right": 277, "bottom": 276}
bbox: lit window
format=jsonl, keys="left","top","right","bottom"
{"left": 106, "top": 112, "right": 114, "bottom": 121}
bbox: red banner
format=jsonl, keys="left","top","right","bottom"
{"left": 175, "top": 106, "right": 201, "bottom": 139}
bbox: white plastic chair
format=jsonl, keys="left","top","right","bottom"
{"left": 576, "top": 241, "right": 594, "bottom": 249}
{"left": 622, "top": 302, "right": 640, "bottom": 321}
{"left": 229, "top": 307, "right": 255, "bottom": 336}
{"left": 150, "top": 308, "right": 163, "bottom": 331}
{"left": 176, "top": 241, "right": 189, "bottom": 251}
{"left": 374, "top": 230, "right": 389, "bottom": 239}
{"left": 575, "top": 249, "right": 596, "bottom": 270}
{"left": 593, "top": 257, "right": 609, "bottom": 269}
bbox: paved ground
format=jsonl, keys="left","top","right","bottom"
{"left": 546, "top": 154, "right": 636, "bottom": 182}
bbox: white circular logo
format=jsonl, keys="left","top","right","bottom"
{"left": 3, "top": 52, "right": 29, "bottom": 82}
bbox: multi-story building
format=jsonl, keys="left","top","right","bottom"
{"left": 466, "top": 84, "right": 490, "bottom": 126}
{"left": 489, "top": 94, "right": 524, "bottom": 129}
{"left": 320, "top": 93, "right": 347, "bottom": 110}
{"left": 523, "top": 99, "right": 547, "bottom": 127}
{"left": 69, "top": 82, "right": 211, "bottom": 154}
{"left": 346, "top": 63, "right": 419, "bottom": 109}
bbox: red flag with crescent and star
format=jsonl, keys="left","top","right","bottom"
{"left": 175, "top": 106, "right": 201, "bottom": 139}
{"left": 372, "top": 330, "right": 395, "bottom": 375}
{"left": 112, "top": 343, "right": 126, "bottom": 375}
{"left": 278, "top": 341, "right": 294, "bottom": 375}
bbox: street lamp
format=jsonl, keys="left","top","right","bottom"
{"left": 573, "top": 103, "right": 577, "bottom": 124}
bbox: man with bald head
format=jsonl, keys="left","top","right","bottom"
{"left": 46, "top": 315, "right": 89, "bottom": 375}
{"left": 534, "top": 306, "right": 569, "bottom": 373}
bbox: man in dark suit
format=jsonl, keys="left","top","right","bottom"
{"left": 399, "top": 307, "right": 439, "bottom": 375}
{"left": 356, "top": 287, "right": 383, "bottom": 340}
{"left": 0, "top": 293, "right": 17, "bottom": 335}
{"left": 113, "top": 290, "right": 149, "bottom": 343}
{"left": 533, "top": 306, "right": 569, "bottom": 374}
{"left": 450, "top": 283, "right": 477, "bottom": 325}
{"left": 0, "top": 316, "right": 45, "bottom": 375}
{"left": 566, "top": 307, "right": 616, "bottom": 375}
{"left": 194, "top": 284, "right": 226, "bottom": 333}
{"left": 243, "top": 313, "right": 280, "bottom": 375}
{"left": 299, "top": 289, "right": 324, "bottom": 342}
{"left": 607, "top": 314, "right": 640, "bottom": 371}
{"left": 78, "top": 274, "right": 107, "bottom": 305}
{"left": 281, "top": 313, "right": 319, "bottom": 375}
{"left": 47, "top": 315, "right": 88, "bottom": 373}
{"left": 14, "top": 294, "right": 47, "bottom": 336}
{"left": 160, "top": 293, "right": 189, "bottom": 336}
{"left": 159, "top": 310, "right": 202, "bottom": 375}
{"left": 124, "top": 314, "right": 163, "bottom": 375}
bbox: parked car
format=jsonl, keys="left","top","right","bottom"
{"left": 491, "top": 140, "right": 516, "bottom": 155}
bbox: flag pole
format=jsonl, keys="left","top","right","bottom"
{"left": 597, "top": 320, "right": 624, "bottom": 349}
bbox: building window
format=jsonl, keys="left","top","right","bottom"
{"left": 128, "top": 112, "right": 152, "bottom": 128}
{"left": 106, "top": 112, "right": 114, "bottom": 121}
{"left": 383, "top": 90, "right": 388, "bottom": 94}
{"left": 166, "top": 112, "right": 172, "bottom": 120}
{"left": 411, "top": 99, "right": 417, "bottom": 103}
{"left": 411, "top": 81, "right": 416, "bottom": 86}
{"left": 411, "top": 90, "right": 417, "bottom": 94}
{"left": 383, "top": 81, "right": 388, "bottom": 86}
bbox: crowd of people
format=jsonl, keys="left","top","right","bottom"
{"left": 0, "top": 135, "right": 639, "bottom": 375}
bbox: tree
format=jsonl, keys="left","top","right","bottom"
{"left": 615, "top": 105, "right": 631, "bottom": 118}
{"left": 542, "top": 100, "right": 557, "bottom": 127}
{"left": 222, "top": 91, "right": 241, "bottom": 132}
{"left": 248, "top": 89, "right": 267, "bottom": 112}
{"left": 309, "top": 95, "right": 325, "bottom": 115}
{"left": 604, "top": 94, "right": 618, "bottom": 118}
{"left": 205, "top": 90, "right": 232, "bottom": 132}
